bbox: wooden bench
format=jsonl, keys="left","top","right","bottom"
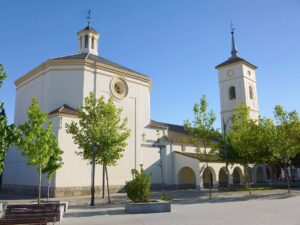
{"left": 0, "top": 218, "right": 47, "bottom": 225}
{"left": 1, "top": 203, "right": 61, "bottom": 224}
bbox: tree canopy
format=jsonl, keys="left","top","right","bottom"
{"left": 0, "top": 64, "right": 19, "bottom": 173}
{"left": 184, "top": 95, "right": 219, "bottom": 198}
{"left": 66, "top": 93, "right": 130, "bottom": 166}
{"left": 18, "top": 97, "right": 61, "bottom": 203}
{"left": 66, "top": 92, "right": 130, "bottom": 202}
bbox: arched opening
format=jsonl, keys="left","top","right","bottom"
{"left": 229, "top": 86, "right": 236, "bottom": 100}
{"left": 266, "top": 166, "right": 271, "bottom": 180}
{"left": 203, "top": 167, "right": 216, "bottom": 189}
{"left": 91, "top": 37, "right": 95, "bottom": 49}
{"left": 249, "top": 86, "right": 254, "bottom": 99}
{"left": 178, "top": 167, "right": 196, "bottom": 189}
{"left": 256, "top": 167, "right": 265, "bottom": 183}
{"left": 232, "top": 167, "right": 243, "bottom": 186}
{"left": 84, "top": 35, "right": 89, "bottom": 48}
{"left": 219, "top": 167, "right": 228, "bottom": 188}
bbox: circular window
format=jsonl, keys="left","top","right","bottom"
{"left": 110, "top": 78, "right": 128, "bottom": 99}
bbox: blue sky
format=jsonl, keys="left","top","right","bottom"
{"left": 0, "top": 0, "right": 300, "bottom": 128}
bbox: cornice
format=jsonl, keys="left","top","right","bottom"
{"left": 15, "top": 58, "right": 152, "bottom": 90}
{"left": 216, "top": 61, "right": 257, "bottom": 70}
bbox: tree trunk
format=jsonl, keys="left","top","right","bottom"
{"left": 204, "top": 146, "right": 212, "bottom": 199}
{"left": 90, "top": 157, "right": 96, "bottom": 206}
{"left": 269, "top": 166, "right": 275, "bottom": 185}
{"left": 245, "top": 166, "right": 252, "bottom": 196}
{"left": 47, "top": 178, "right": 50, "bottom": 202}
{"left": 105, "top": 164, "right": 111, "bottom": 203}
{"left": 102, "top": 164, "right": 105, "bottom": 199}
{"left": 38, "top": 167, "right": 41, "bottom": 205}
{"left": 159, "top": 148, "right": 166, "bottom": 190}
{"left": 284, "top": 164, "right": 291, "bottom": 193}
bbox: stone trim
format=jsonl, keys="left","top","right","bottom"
{"left": 1, "top": 184, "right": 124, "bottom": 198}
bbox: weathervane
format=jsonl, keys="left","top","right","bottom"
{"left": 87, "top": 9, "right": 92, "bottom": 27}
{"left": 230, "top": 21, "right": 238, "bottom": 58}
{"left": 230, "top": 21, "right": 235, "bottom": 34}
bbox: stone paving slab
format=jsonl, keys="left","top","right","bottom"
{"left": 60, "top": 193, "right": 300, "bottom": 225}
{"left": 1, "top": 189, "right": 300, "bottom": 225}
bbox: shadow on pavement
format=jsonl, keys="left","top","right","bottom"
{"left": 64, "top": 209, "right": 126, "bottom": 218}
{"left": 172, "top": 193, "right": 297, "bottom": 205}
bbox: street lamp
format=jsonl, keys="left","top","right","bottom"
{"left": 223, "top": 116, "right": 233, "bottom": 176}
{"left": 91, "top": 142, "right": 98, "bottom": 206}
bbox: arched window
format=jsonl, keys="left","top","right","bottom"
{"left": 249, "top": 86, "right": 254, "bottom": 99}
{"left": 84, "top": 35, "right": 89, "bottom": 48}
{"left": 91, "top": 37, "right": 95, "bottom": 49}
{"left": 229, "top": 86, "right": 236, "bottom": 100}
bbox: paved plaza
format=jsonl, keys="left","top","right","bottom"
{"left": 2, "top": 189, "right": 299, "bottom": 225}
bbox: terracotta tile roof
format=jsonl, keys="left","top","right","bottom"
{"left": 50, "top": 53, "right": 148, "bottom": 78}
{"left": 149, "top": 120, "right": 189, "bottom": 142}
{"left": 215, "top": 56, "right": 257, "bottom": 69}
{"left": 147, "top": 120, "right": 168, "bottom": 130}
{"left": 49, "top": 104, "right": 77, "bottom": 116}
{"left": 175, "top": 151, "right": 224, "bottom": 163}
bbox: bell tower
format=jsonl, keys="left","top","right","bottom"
{"left": 216, "top": 28, "right": 259, "bottom": 132}
{"left": 77, "top": 11, "right": 99, "bottom": 56}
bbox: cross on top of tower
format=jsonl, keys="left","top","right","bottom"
{"left": 230, "top": 22, "right": 238, "bottom": 58}
{"left": 230, "top": 22, "right": 235, "bottom": 34}
{"left": 86, "top": 9, "right": 92, "bottom": 27}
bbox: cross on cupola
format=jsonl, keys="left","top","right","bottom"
{"left": 87, "top": 9, "right": 92, "bottom": 28}
{"left": 77, "top": 9, "right": 100, "bottom": 56}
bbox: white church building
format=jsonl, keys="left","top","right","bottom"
{"left": 2, "top": 24, "right": 293, "bottom": 197}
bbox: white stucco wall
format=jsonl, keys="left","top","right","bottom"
{"left": 2, "top": 117, "right": 60, "bottom": 187}
{"left": 3, "top": 60, "right": 161, "bottom": 191}
{"left": 218, "top": 63, "right": 259, "bottom": 130}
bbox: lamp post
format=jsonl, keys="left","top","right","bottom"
{"left": 91, "top": 143, "right": 98, "bottom": 206}
{"left": 223, "top": 116, "right": 233, "bottom": 176}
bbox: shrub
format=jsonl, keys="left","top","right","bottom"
{"left": 161, "top": 191, "right": 171, "bottom": 201}
{"left": 125, "top": 165, "right": 152, "bottom": 202}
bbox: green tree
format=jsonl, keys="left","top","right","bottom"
{"left": 225, "top": 104, "right": 262, "bottom": 196}
{"left": 0, "top": 65, "right": 19, "bottom": 176}
{"left": 0, "top": 64, "right": 7, "bottom": 87}
{"left": 272, "top": 105, "right": 300, "bottom": 192}
{"left": 66, "top": 93, "right": 130, "bottom": 203}
{"left": 184, "top": 95, "right": 219, "bottom": 199}
{"left": 42, "top": 137, "right": 63, "bottom": 201}
{"left": 254, "top": 117, "right": 279, "bottom": 184}
{"left": 18, "top": 97, "right": 59, "bottom": 204}
{"left": 125, "top": 165, "right": 152, "bottom": 202}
